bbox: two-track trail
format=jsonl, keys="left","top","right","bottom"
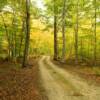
{"left": 38, "top": 56, "right": 100, "bottom": 100}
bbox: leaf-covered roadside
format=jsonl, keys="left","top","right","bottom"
{"left": 0, "top": 58, "right": 45, "bottom": 100}
{"left": 52, "top": 59, "right": 100, "bottom": 86}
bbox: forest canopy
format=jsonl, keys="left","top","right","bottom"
{"left": 0, "top": 0, "right": 100, "bottom": 66}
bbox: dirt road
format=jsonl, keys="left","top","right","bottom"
{"left": 38, "top": 56, "right": 100, "bottom": 100}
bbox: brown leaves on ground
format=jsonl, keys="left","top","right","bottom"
{"left": 0, "top": 58, "right": 43, "bottom": 100}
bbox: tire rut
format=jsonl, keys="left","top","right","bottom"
{"left": 39, "top": 56, "right": 100, "bottom": 100}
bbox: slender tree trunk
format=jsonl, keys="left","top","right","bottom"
{"left": 75, "top": 0, "right": 79, "bottom": 63}
{"left": 19, "top": 20, "right": 25, "bottom": 57}
{"left": 80, "top": 38, "right": 83, "bottom": 61}
{"left": 94, "top": 0, "right": 97, "bottom": 65}
{"left": 88, "top": 40, "right": 90, "bottom": 58}
{"left": 62, "top": 0, "right": 66, "bottom": 62}
{"left": 54, "top": 0, "right": 58, "bottom": 60}
{"left": 1, "top": 15, "right": 11, "bottom": 59}
{"left": 22, "top": 0, "right": 30, "bottom": 67}
{"left": 11, "top": 12, "right": 16, "bottom": 61}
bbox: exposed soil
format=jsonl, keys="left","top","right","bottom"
{"left": 39, "top": 56, "right": 100, "bottom": 100}
{"left": 1, "top": 56, "right": 100, "bottom": 100}
{"left": 0, "top": 57, "right": 46, "bottom": 100}
{"left": 52, "top": 58, "right": 100, "bottom": 86}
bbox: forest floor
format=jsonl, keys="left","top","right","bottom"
{"left": 53, "top": 58, "right": 100, "bottom": 86}
{"left": 39, "top": 56, "right": 100, "bottom": 100}
{"left": 0, "top": 57, "right": 47, "bottom": 100}
{"left": 0, "top": 56, "right": 100, "bottom": 100}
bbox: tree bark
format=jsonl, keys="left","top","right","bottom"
{"left": 75, "top": 0, "right": 79, "bottom": 63}
{"left": 22, "top": 0, "right": 30, "bottom": 67}
{"left": 1, "top": 15, "right": 11, "bottom": 59}
{"left": 19, "top": 20, "right": 25, "bottom": 57}
{"left": 94, "top": 0, "right": 97, "bottom": 65}
{"left": 62, "top": 0, "right": 66, "bottom": 62}
{"left": 53, "top": 0, "right": 58, "bottom": 60}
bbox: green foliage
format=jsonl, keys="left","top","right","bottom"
{"left": 0, "top": 0, "right": 99, "bottom": 65}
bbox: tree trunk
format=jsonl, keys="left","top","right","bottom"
{"left": 94, "top": 0, "right": 97, "bottom": 65}
{"left": 22, "top": 0, "right": 30, "bottom": 67}
{"left": 1, "top": 14, "right": 11, "bottom": 59}
{"left": 53, "top": 0, "right": 58, "bottom": 60}
{"left": 75, "top": 0, "right": 79, "bottom": 63}
{"left": 19, "top": 20, "right": 25, "bottom": 57}
{"left": 62, "top": 0, "right": 66, "bottom": 62}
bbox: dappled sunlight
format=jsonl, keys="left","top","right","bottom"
{"left": 0, "top": 0, "right": 100, "bottom": 100}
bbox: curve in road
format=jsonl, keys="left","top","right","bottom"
{"left": 38, "top": 56, "right": 100, "bottom": 100}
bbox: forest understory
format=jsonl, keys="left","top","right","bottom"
{"left": 0, "top": 56, "right": 100, "bottom": 100}
{"left": 0, "top": 57, "right": 47, "bottom": 100}
{"left": 0, "top": 0, "right": 100, "bottom": 99}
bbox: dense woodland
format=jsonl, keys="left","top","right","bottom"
{"left": 0, "top": 0, "right": 100, "bottom": 66}
{"left": 0, "top": 0, "right": 100, "bottom": 100}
